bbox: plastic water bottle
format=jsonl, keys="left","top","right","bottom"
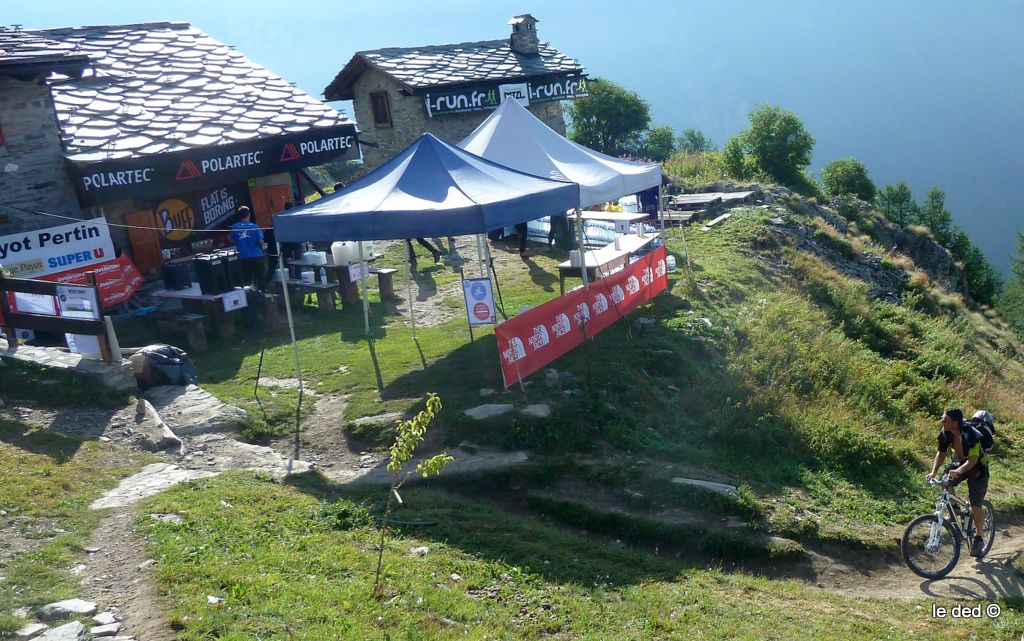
{"left": 319, "top": 267, "right": 327, "bottom": 283}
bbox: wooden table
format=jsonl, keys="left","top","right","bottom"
{"left": 573, "top": 210, "right": 650, "bottom": 224}
{"left": 287, "top": 256, "right": 382, "bottom": 305}
{"left": 278, "top": 278, "right": 340, "bottom": 312}
{"left": 152, "top": 283, "right": 250, "bottom": 337}
{"left": 556, "top": 233, "right": 659, "bottom": 295}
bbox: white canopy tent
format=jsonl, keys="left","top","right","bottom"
{"left": 459, "top": 98, "right": 672, "bottom": 285}
{"left": 458, "top": 98, "right": 662, "bottom": 208}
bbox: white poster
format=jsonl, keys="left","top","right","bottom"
{"left": 462, "top": 277, "right": 496, "bottom": 326}
{"left": 56, "top": 285, "right": 100, "bottom": 320}
{"left": 13, "top": 292, "right": 56, "bottom": 316}
{"left": 499, "top": 82, "right": 530, "bottom": 107}
{"left": 0, "top": 217, "right": 115, "bottom": 279}
{"left": 349, "top": 261, "right": 367, "bottom": 283}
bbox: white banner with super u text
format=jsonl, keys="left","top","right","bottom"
{"left": 0, "top": 217, "right": 115, "bottom": 279}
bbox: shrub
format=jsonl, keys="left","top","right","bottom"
{"left": 744, "top": 105, "right": 815, "bottom": 186}
{"left": 663, "top": 151, "right": 728, "bottom": 187}
{"left": 821, "top": 157, "right": 876, "bottom": 201}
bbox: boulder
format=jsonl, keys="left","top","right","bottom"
{"left": 143, "top": 385, "right": 248, "bottom": 436}
{"left": 34, "top": 621, "right": 85, "bottom": 641}
{"left": 520, "top": 404, "right": 552, "bottom": 419}
{"left": 463, "top": 404, "right": 514, "bottom": 420}
{"left": 90, "top": 622, "right": 122, "bottom": 637}
{"left": 671, "top": 477, "right": 737, "bottom": 496}
{"left": 16, "top": 623, "right": 48, "bottom": 638}
{"left": 133, "top": 399, "right": 181, "bottom": 452}
{"left": 37, "top": 599, "right": 97, "bottom": 621}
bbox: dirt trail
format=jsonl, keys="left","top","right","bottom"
{"left": 802, "top": 521, "right": 1024, "bottom": 600}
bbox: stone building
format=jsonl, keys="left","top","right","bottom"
{"left": 325, "top": 14, "right": 587, "bottom": 170}
{"left": 0, "top": 22, "right": 358, "bottom": 275}
{"left": 0, "top": 27, "right": 89, "bottom": 236}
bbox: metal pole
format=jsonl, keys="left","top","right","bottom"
{"left": 659, "top": 184, "right": 666, "bottom": 235}
{"left": 476, "top": 234, "right": 486, "bottom": 277}
{"left": 277, "top": 244, "right": 303, "bottom": 387}
{"left": 406, "top": 245, "right": 417, "bottom": 339}
{"left": 575, "top": 207, "right": 588, "bottom": 286}
{"left": 681, "top": 227, "right": 693, "bottom": 277}
{"left": 276, "top": 243, "right": 305, "bottom": 437}
{"left": 358, "top": 241, "right": 370, "bottom": 336}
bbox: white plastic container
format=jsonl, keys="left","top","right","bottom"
{"left": 569, "top": 250, "right": 583, "bottom": 267}
{"left": 300, "top": 269, "right": 315, "bottom": 285}
{"left": 613, "top": 235, "right": 622, "bottom": 251}
{"left": 303, "top": 250, "right": 327, "bottom": 265}
{"left": 331, "top": 241, "right": 355, "bottom": 266}
{"left": 666, "top": 255, "right": 677, "bottom": 272}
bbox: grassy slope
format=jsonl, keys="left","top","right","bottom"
{"left": 188, "top": 197, "right": 1024, "bottom": 547}
{"left": 141, "top": 471, "right": 1024, "bottom": 641}
{"left": 134, "top": 195, "right": 1024, "bottom": 638}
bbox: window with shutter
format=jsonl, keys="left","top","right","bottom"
{"left": 370, "top": 92, "right": 392, "bottom": 128}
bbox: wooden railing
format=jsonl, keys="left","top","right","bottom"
{"left": 0, "top": 271, "right": 113, "bottom": 362}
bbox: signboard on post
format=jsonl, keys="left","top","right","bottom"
{"left": 56, "top": 285, "right": 100, "bottom": 320}
{"left": 462, "top": 277, "right": 496, "bottom": 326}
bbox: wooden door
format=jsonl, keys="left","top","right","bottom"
{"left": 124, "top": 210, "right": 163, "bottom": 273}
{"left": 249, "top": 184, "right": 292, "bottom": 229}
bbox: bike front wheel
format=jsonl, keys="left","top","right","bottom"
{"left": 902, "top": 514, "right": 961, "bottom": 579}
{"left": 965, "top": 500, "right": 996, "bottom": 557}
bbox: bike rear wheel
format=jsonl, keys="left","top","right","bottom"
{"left": 902, "top": 514, "right": 961, "bottom": 579}
{"left": 965, "top": 500, "right": 996, "bottom": 557}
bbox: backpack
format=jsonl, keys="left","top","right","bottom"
{"left": 966, "top": 410, "right": 996, "bottom": 451}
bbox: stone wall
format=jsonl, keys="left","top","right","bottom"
{"left": 352, "top": 69, "right": 567, "bottom": 170}
{"left": 0, "top": 76, "right": 83, "bottom": 236}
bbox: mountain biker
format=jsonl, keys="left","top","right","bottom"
{"left": 925, "top": 407, "right": 989, "bottom": 558}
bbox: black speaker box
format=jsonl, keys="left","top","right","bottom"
{"left": 194, "top": 253, "right": 227, "bottom": 295}
{"left": 217, "top": 250, "right": 244, "bottom": 289}
{"left": 161, "top": 261, "right": 191, "bottom": 290}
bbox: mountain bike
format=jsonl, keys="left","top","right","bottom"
{"left": 901, "top": 474, "right": 995, "bottom": 579}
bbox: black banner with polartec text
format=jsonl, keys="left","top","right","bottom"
{"left": 67, "top": 124, "right": 359, "bottom": 206}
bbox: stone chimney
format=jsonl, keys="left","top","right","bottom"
{"left": 508, "top": 14, "right": 539, "bottom": 55}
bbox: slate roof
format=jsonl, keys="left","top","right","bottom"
{"left": 325, "top": 39, "right": 584, "bottom": 101}
{"left": 0, "top": 26, "right": 89, "bottom": 75}
{"left": 30, "top": 22, "right": 354, "bottom": 162}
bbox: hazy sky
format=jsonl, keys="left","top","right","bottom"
{"left": 9, "top": 1, "right": 1023, "bottom": 274}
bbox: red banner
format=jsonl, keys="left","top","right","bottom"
{"left": 496, "top": 245, "right": 668, "bottom": 387}
{"left": 37, "top": 255, "right": 144, "bottom": 308}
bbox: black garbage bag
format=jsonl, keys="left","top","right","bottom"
{"left": 130, "top": 343, "right": 198, "bottom": 389}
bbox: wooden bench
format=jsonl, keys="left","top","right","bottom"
{"left": 369, "top": 267, "right": 399, "bottom": 300}
{"left": 141, "top": 311, "right": 208, "bottom": 353}
{"left": 556, "top": 233, "right": 659, "bottom": 295}
{"left": 281, "top": 279, "right": 340, "bottom": 312}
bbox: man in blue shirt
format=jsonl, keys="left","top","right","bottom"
{"left": 230, "top": 206, "right": 266, "bottom": 290}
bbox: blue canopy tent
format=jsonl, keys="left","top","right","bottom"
{"left": 274, "top": 133, "right": 580, "bottom": 241}
{"left": 269, "top": 133, "right": 580, "bottom": 416}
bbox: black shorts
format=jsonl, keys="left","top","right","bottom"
{"left": 947, "top": 464, "right": 989, "bottom": 506}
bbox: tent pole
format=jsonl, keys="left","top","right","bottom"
{"left": 575, "top": 207, "right": 588, "bottom": 287}
{"left": 277, "top": 243, "right": 304, "bottom": 461}
{"left": 476, "top": 234, "right": 486, "bottom": 277}
{"left": 358, "top": 241, "right": 370, "bottom": 336}
{"left": 406, "top": 244, "right": 417, "bottom": 339}
{"left": 681, "top": 226, "right": 693, "bottom": 278}
{"left": 659, "top": 184, "right": 665, "bottom": 235}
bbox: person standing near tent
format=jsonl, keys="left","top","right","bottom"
{"left": 231, "top": 206, "right": 267, "bottom": 291}
{"left": 406, "top": 238, "right": 442, "bottom": 266}
{"left": 515, "top": 222, "right": 529, "bottom": 256}
{"left": 548, "top": 212, "right": 574, "bottom": 250}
